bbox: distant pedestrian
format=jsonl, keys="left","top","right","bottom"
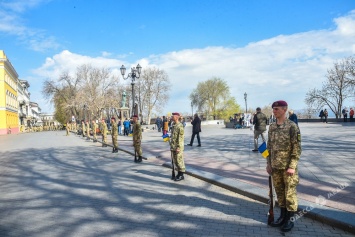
{"left": 252, "top": 107, "right": 267, "bottom": 152}
{"left": 323, "top": 109, "right": 328, "bottom": 123}
{"left": 288, "top": 110, "right": 298, "bottom": 125}
{"left": 187, "top": 113, "right": 201, "bottom": 147}
{"left": 156, "top": 117, "right": 162, "bottom": 132}
{"left": 342, "top": 108, "right": 348, "bottom": 122}
{"left": 170, "top": 112, "right": 186, "bottom": 181}
{"left": 123, "top": 118, "right": 130, "bottom": 136}
{"left": 266, "top": 100, "right": 301, "bottom": 232}
{"left": 319, "top": 109, "right": 324, "bottom": 122}
{"left": 118, "top": 119, "right": 122, "bottom": 135}
{"left": 350, "top": 108, "right": 354, "bottom": 122}
{"left": 132, "top": 115, "right": 143, "bottom": 163}
{"left": 163, "top": 116, "right": 168, "bottom": 135}
{"left": 111, "top": 117, "right": 118, "bottom": 153}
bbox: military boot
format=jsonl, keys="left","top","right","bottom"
{"left": 270, "top": 207, "right": 287, "bottom": 227}
{"left": 112, "top": 147, "right": 115, "bottom": 153}
{"left": 114, "top": 148, "right": 118, "bottom": 153}
{"left": 174, "top": 172, "right": 185, "bottom": 181}
{"left": 137, "top": 156, "right": 143, "bottom": 163}
{"left": 281, "top": 211, "right": 295, "bottom": 232}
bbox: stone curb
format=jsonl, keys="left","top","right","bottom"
{"left": 162, "top": 162, "right": 355, "bottom": 235}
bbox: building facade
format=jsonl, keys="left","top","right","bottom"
{"left": 0, "top": 50, "right": 19, "bottom": 135}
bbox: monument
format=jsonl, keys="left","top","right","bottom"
{"left": 119, "top": 91, "right": 130, "bottom": 121}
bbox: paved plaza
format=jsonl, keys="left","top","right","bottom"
{"left": 0, "top": 123, "right": 354, "bottom": 236}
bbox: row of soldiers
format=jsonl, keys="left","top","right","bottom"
{"left": 65, "top": 113, "right": 186, "bottom": 181}
{"left": 22, "top": 124, "right": 63, "bottom": 132}
{"left": 66, "top": 115, "right": 143, "bottom": 163}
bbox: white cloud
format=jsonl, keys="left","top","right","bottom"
{"left": 0, "top": 0, "right": 59, "bottom": 52}
{"left": 33, "top": 10, "right": 355, "bottom": 114}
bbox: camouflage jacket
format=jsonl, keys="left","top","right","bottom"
{"left": 111, "top": 122, "right": 118, "bottom": 136}
{"left": 92, "top": 123, "right": 97, "bottom": 134}
{"left": 253, "top": 112, "right": 268, "bottom": 131}
{"left": 267, "top": 119, "right": 301, "bottom": 170}
{"left": 132, "top": 122, "right": 142, "bottom": 143}
{"left": 170, "top": 122, "right": 184, "bottom": 152}
{"left": 101, "top": 122, "right": 108, "bottom": 135}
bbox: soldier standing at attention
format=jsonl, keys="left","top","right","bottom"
{"left": 132, "top": 115, "right": 143, "bottom": 163}
{"left": 86, "top": 121, "right": 90, "bottom": 140}
{"left": 266, "top": 100, "right": 301, "bottom": 232}
{"left": 81, "top": 121, "right": 86, "bottom": 138}
{"left": 92, "top": 119, "right": 98, "bottom": 142}
{"left": 101, "top": 119, "right": 108, "bottom": 147}
{"left": 66, "top": 121, "right": 70, "bottom": 136}
{"left": 170, "top": 112, "right": 186, "bottom": 181}
{"left": 111, "top": 117, "right": 118, "bottom": 153}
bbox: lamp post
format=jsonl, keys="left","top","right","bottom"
{"left": 244, "top": 92, "right": 247, "bottom": 113}
{"left": 83, "top": 104, "right": 87, "bottom": 122}
{"left": 191, "top": 102, "right": 193, "bottom": 117}
{"left": 120, "top": 64, "right": 142, "bottom": 117}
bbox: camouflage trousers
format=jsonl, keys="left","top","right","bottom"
{"left": 172, "top": 151, "right": 186, "bottom": 172}
{"left": 93, "top": 133, "right": 97, "bottom": 141}
{"left": 272, "top": 169, "right": 299, "bottom": 211}
{"left": 66, "top": 129, "right": 69, "bottom": 136}
{"left": 133, "top": 143, "right": 142, "bottom": 156}
{"left": 112, "top": 136, "right": 118, "bottom": 149}
{"left": 102, "top": 134, "right": 107, "bottom": 144}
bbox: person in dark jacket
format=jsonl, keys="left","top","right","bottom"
{"left": 187, "top": 113, "right": 202, "bottom": 147}
{"left": 288, "top": 110, "right": 298, "bottom": 125}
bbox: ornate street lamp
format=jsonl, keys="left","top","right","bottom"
{"left": 244, "top": 92, "right": 247, "bottom": 113}
{"left": 120, "top": 64, "right": 142, "bottom": 117}
{"left": 191, "top": 102, "right": 193, "bottom": 118}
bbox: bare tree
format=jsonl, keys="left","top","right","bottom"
{"left": 305, "top": 57, "right": 355, "bottom": 118}
{"left": 42, "top": 64, "right": 121, "bottom": 122}
{"left": 135, "top": 67, "right": 171, "bottom": 124}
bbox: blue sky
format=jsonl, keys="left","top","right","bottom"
{"left": 1, "top": 0, "right": 355, "bottom": 115}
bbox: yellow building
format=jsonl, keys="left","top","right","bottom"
{"left": 0, "top": 50, "right": 19, "bottom": 135}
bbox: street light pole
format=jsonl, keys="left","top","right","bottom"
{"left": 120, "top": 64, "right": 142, "bottom": 117}
{"left": 244, "top": 92, "right": 247, "bottom": 113}
{"left": 83, "top": 104, "right": 87, "bottom": 122}
{"left": 191, "top": 102, "right": 193, "bottom": 117}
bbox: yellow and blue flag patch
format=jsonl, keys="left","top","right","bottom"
{"left": 162, "top": 134, "right": 170, "bottom": 142}
{"left": 258, "top": 142, "right": 269, "bottom": 158}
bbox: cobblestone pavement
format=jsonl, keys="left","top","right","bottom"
{"left": 114, "top": 122, "right": 355, "bottom": 215}
{"left": 0, "top": 131, "right": 353, "bottom": 236}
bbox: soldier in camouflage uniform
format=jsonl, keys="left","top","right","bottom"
{"left": 66, "top": 121, "right": 70, "bottom": 136}
{"left": 100, "top": 119, "right": 108, "bottom": 147}
{"left": 111, "top": 117, "right": 118, "bottom": 153}
{"left": 92, "top": 120, "right": 98, "bottom": 142}
{"left": 86, "top": 121, "right": 90, "bottom": 140}
{"left": 81, "top": 121, "right": 86, "bottom": 137}
{"left": 266, "top": 100, "right": 301, "bottom": 232}
{"left": 170, "top": 112, "right": 186, "bottom": 181}
{"left": 252, "top": 107, "right": 268, "bottom": 152}
{"left": 132, "top": 115, "right": 143, "bottom": 162}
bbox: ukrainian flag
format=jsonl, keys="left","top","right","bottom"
{"left": 162, "top": 134, "right": 170, "bottom": 142}
{"left": 258, "top": 142, "right": 269, "bottom": 158}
